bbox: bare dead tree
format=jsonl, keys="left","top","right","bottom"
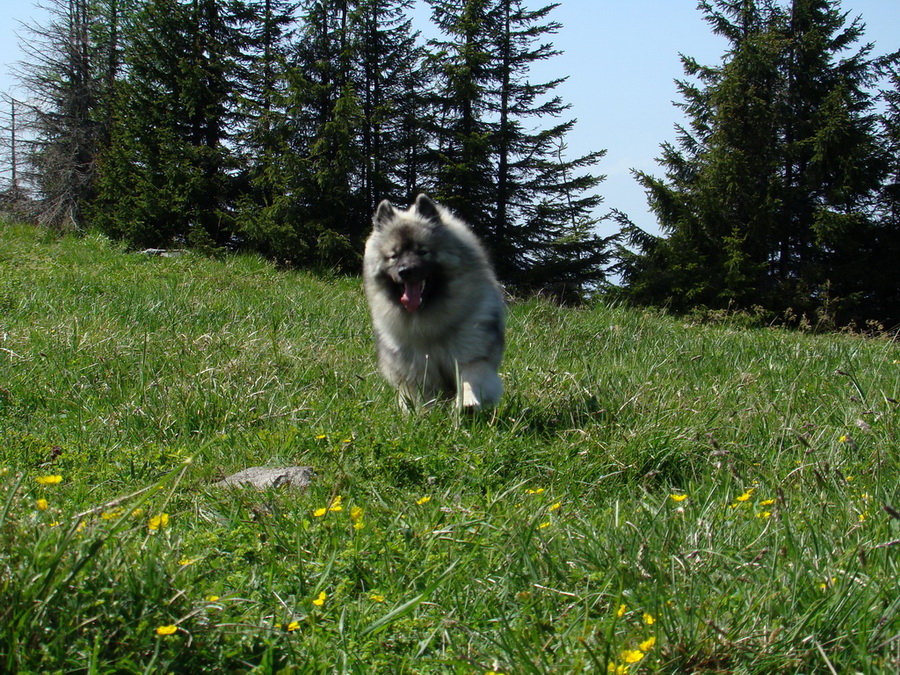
{"left": 11, "top": 0, "right": 122, "bottom": 229}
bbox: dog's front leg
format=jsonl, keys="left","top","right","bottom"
{"left": 457, "top": 360, "right": 503, "bottom": 410}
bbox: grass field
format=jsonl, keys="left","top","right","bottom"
{"left": 1, "top": 220, "right": 898, "bottom": 673}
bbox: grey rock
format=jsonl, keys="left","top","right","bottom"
{"left": 216, "top": 466, "right": 314, "bottom": 490}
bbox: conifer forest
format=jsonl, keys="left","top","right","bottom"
{"left": 2, "top": 0, "right": 899, "bottom": 327}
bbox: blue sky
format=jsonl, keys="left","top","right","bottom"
{"left": 2, "top": 1, "right": 898, "bottom": 236}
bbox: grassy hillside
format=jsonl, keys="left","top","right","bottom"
{"left": 1, "top": 221, "right": 898, "bottom": 673}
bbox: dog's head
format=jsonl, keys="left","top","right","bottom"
{"left": 367, "top": 194, "right": 448, "bottom": 313}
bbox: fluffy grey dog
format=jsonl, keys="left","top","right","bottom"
{"left": 363, "top": 194, "right": 505, "bottom": 410}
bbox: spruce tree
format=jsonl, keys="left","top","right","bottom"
{"left": 621, "top": 0, "right": 891, "bottom": 325}
{"left": 426, "top": 0, "right": 609, "bottom": 292}
{"left": 92, "top": 0, "right": 246, "bottom": 248}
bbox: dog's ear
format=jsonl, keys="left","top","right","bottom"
{"left": 373, "top": 199, "right": 395, "bottom": 231}
{"left": 414, "top": 194, "right": 441, "bottom": 224}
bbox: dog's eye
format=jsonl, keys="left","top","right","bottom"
{"left": 418, "top": 248, "right": 430, "bottom": 257}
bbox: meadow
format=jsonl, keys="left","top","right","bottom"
{"left": 0, "top": 221, "right": 898, "bottom": 673}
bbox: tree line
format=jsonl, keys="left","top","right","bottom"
{"left": 616, "top": 0, "right": 900, "bottom": 328}
{"left": 2, "top": 0, "right": 899, "bottom": 326}
{"left": 3, "top": 0, "right": 610, "bottom": 292}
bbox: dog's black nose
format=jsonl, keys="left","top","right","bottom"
{"left": 397, "top": 265, "right": 418, "bottom": 281}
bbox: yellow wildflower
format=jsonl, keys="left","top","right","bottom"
{"left": 735, "top": 489, "right": 754, "bottom": 502}
{"left": 642, "top": 612, "right": 655, "bottom": 625}
{"left": 549, "top": 502, "right": 562, "bottom": 512}
{"left": 36, "top": 498, "right": 49, "bottom": 511}
{"left": 759, "top": 499, "right": 775, "bottom": 507}
{"left": 155, "top": 625, "right": 177, "bottom": 636}
{"left": 101, "top": 509, "right": 123, "bottom": 520}
{"left": 312, "top": 591, "right": 326, "bottom": 607}
{"left": 669, "top": 493, "right": 688, "bottom": 503}
{"left": 178, "top": 558, "right": 195, "bottom": 566}
{"left": 416, "top": 495, "right": 431, "bottom": 505}
{"left": 350, "top": 505, "right": 363, "bottom": 521}
{"left": 286, "top": 620, "right": 300, "bottom": 632}
{"left": 639, "top": 636, "right": 656, "bottom": 652}
{"left": 329, "top": 495, "right": 343, "bottom": 512}
{"left": 36, "top": 475, "right": 63, "bottom": 486}
{"left": 315, "top": 434, "right": 327, "bottom": 440}
{"left": 756, "top": 511, "right": 772, "bottom": 519}
{"left": 538, "top": 521, "right": 551, "bottom": 529}
{"left": 616, "top": 603, "right": 626, "bottom": 618}
{"left": 621, "top": 649, "right": 645, "bottom": 664}
{"left": 525, "top": 488, "right": 545, "bottom": 495}
{"left": 370, "top": 594, "right": 385, "bottom": 603}
{"left": 206, "top": 595, "right": 219, "bottom": 602}
{"left": 313, "top": 507, "right": 327, "bottom": 517}
{"left": 838, "top": 435, "right": 849, "bottom": 443}
{"left": 148, "top": 513, "right": 169, "bottom": 530}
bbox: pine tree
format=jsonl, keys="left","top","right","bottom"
{"left": 621, "top": 0, "right": 891, "bottom": 325}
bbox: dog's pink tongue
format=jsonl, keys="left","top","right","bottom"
{"left": 401, "top": 281, "right": 423, "bottom": 312}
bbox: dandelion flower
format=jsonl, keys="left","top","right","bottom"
{"left": 669, "top": 493, "right": 688, "bottom": 503}
{"left": 416, "top": 496, "right": 431, "bottom": 505}
{"left": 148, "top": 513, "right": 169, "bottom": 530}
{"left": 36, "top": 498, "right": 49, "bottom": 511}
{"left": 312, "top": 591, "right": 326, "bottom": 607}
{"left": 621, "top": 649, "right": 645, "bottom": 664}
{"left": 642, "top": 612, "right": 655, "bottom": 625}
{"left": 616, "top": 604, "right": 626, "bottom": 618}
{"left": 639, "top": 636, "right": 656, "bottom": 652}
{"left": 549, "top": 502, "right": 562, "bottom": 512}
{"left": 313, "top": 507, "right": 327, "bottom": 517}
{"left": 286, "top": 620, "right": 300, "bottom": 632}
{"left": 36, "top": 475, "right": 62, "bottom": 486}
{"left": 370, "top": 594, "right": 385, "bottom": 603}
{"left": 155, "top": 624, "right": 177, "bottom": 636}
{"left": 735, "top": 489, "right": 754, "bottom": 502}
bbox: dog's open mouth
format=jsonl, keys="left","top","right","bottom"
{"left": 401, "top": 280, "right": 426, "bottom": 312}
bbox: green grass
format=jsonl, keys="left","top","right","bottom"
{"left": 1, "top": 220, "right": 898, "bottom": 673}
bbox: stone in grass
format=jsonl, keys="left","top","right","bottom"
{"left": 217, "top": 466, "right": 314, "bottom": 490}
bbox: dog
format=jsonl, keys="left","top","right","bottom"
{"left": 363, "top": 194, "right": 505, "bottom": 410}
